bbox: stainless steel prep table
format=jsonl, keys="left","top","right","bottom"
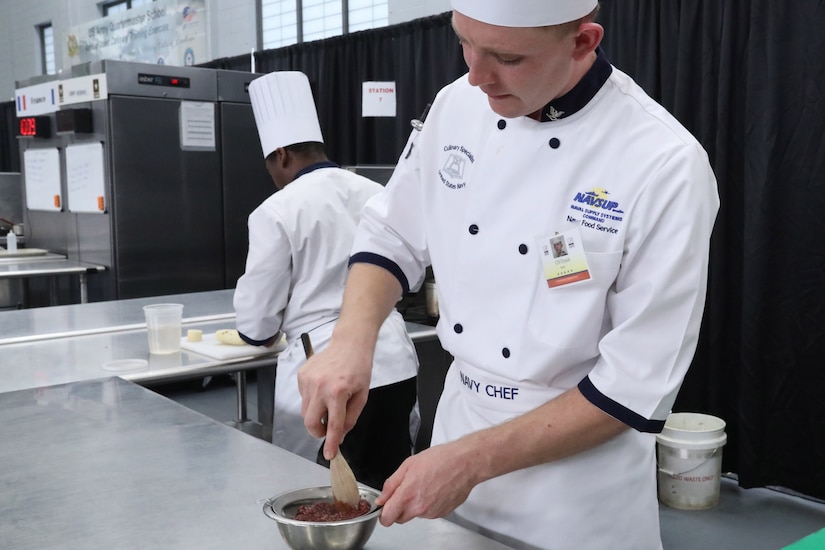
{"left": 0, "top": 288, "right": 435, "bottom": 348}
{"left": 0, "top": 316, "right": 285, "bottom": 444}
{"left": 0, "top": 289, "right": 236, "bottom": 344}
{"left": 0, "top": 290, "right": 438, "bottom": 443}
{"left": 0, "top": 251, "right": 63, "bottom": 263}
{"left": 0, "top": 377, "right": 513, "bottom": 550}
{"left": 0, "top": 255, "right": 106, "bottom": 304}
{"left": 0, "top": 319, "right": 270, "bottom": 394}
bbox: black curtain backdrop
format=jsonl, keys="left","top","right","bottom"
{"left": 0, "top": 101, "right": 21, "bottom": 173}
{"left": 600, "top": 0, "right": 825, "bottom": 499}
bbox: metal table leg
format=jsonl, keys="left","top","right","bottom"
{"left": 226, "top": 370, "right": 264, "bottom": 439}
{"left": 256, "top": 361, "right": 277, "bottom": 443}
{"left": 236, "top": 371, "right": 249, "bottom": 422}
{"left": 49, "top": 276, "right": 59, "bottom": 306}
{"left": 79, "top": 272, "right": 88, "bottom": 304}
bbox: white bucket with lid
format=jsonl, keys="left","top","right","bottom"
{"left": 656, "top": 412, "right": 727, "bottom": 510}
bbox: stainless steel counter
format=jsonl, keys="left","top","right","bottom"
{"left": 0, "top": 290, "right": 439, "bottom": 443}
{"left": 660, "top": 477, "right": 825, "bottom": 549}
{"left": 5, "top": 294, "right": 823, "bottom": 549}
{"left": 0, "top": 255, "right": 106, "bottom": 304}
{"left": 0, "top": 377, "right": 512, "bottom": 550}
{"left": 0, "top": 319, "right": 261, "bottom": 394}
{"left": 0, "top": 251, "right": 62, "bottom": 263}
{"left": 0, "top": 289, "right": 236, "bottom": 344}
{"left": 0, "top": 288, "right": 436, "bottom": 345}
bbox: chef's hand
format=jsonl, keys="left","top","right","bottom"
{"left": 376, "top": 440, "right": 479, "bottom": 525}
{"left": 297, "top": 343, "right": 371, "bottom": 460}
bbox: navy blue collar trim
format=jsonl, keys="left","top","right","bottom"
{"left": 539, "top": 47, "right": 612, "bottom": 122}
{"left": 294, "top": 160, "right": 339, "bottom": 181}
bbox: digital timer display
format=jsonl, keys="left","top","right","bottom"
{"left": 137, "top": 73, "right": 190, "bottom": 88}
{"left": 18, "top": 116, "right": 51, "bottom": 138}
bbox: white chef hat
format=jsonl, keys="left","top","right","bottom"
{"left": 451, "top": 0, "right": 597, "bottom": 27}
{"left": 248, "top": 71, "right": 324, "bottom": 158}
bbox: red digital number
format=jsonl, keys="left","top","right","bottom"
{"left": 19, "top": 117, "right": 36, "bottom": 136}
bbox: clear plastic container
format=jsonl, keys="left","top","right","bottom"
{"left": 6, "top": 231, "right": 17, "bottom": 252}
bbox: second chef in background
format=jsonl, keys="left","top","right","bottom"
{"left": 233, "top": 71, "right": 419, "bottom": 489}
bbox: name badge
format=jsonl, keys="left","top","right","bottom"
{"left": 538, "top": 228, "right": 591, "bottom": 288}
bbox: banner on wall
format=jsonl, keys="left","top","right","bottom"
{"left": 64, "top": 0, "right": 208, "bottom": 68}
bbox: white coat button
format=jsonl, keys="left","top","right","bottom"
{"left": 502, "top": 348, "right": 511, "bottom": 358}
{"left": 468, "top": 224, "right": 479, "bottom": 235}
{"left": 519, "top": 244, "right": 528, "bottom": 255}
{"left": 454, "top": 324, "right": 463, "bottom": 333}
{"left": 497, "top": 120, "right": 506, "bottom": 130}
{"left": 549, "top": 137, "right": 561, "bottom": 149}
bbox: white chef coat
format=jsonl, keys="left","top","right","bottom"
{"left": 234, "top": 163, "right": 419, "bottom": 461}
{"left": 351, "top": 50, "right": 719, "bottom": 550}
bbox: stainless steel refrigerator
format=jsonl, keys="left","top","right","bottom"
{"left": 20, "top": 60, "right": 227, "bottom": 302}
{"left": 216, "top": 69, "right": 274, "bottom": 289}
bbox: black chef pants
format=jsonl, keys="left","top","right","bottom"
{"left": 316, "top": 376, "right": 417, "bottom": 491}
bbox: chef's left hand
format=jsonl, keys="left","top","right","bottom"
{"left": 375, "top": 440, "right": 479, "bottom": 525}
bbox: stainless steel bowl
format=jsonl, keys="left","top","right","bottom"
{"left": 262, "top": 486, "right": 382, "bottom": 550}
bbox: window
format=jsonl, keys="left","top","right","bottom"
{"left": 102, "top": 0, "right": 153, "bottom": 16}
{"left": 302, "top": 0, "right": 343, "bottom": 43}
{"left": 261, "top": 0, "right": 388, "bottom": 49}
{"left": 262, "top": 0, "right": 299, "bottom": 49}
{"left": 38, "top": 23, "right": 56, "bottom": 75}
{"left": 348, "top": 0, "right": 388, "bottom": 33}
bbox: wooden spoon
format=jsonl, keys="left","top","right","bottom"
{"left": 300, "top": 333, "right": 361, "bottom": 510}
{"left": 330, "top": 451, "right": 361, "bottom": 510}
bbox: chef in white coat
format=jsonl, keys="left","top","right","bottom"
{"left": 298, "top": 1, "right": 720, "bottom": 548}
{"left": 234, "top": 71, "right": 419, "bottom": 490}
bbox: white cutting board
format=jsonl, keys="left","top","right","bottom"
{"left": 181, "top": 332, "right": 286, "bottom": 360}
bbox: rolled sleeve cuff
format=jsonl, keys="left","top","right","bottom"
{"left": 238, "top": 331, "right": 277, "bottom": 347}
{"left": 578, "top": 376, "right": 666, "bottom": 433}
{"left": 349, "top": 252, "right": 411, "bottom": 294}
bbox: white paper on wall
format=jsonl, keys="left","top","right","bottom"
{"left": 66, "top": 142, "right": 107, "bottom": 213}
{"left": 362, "top": 81, "right": 397, "bottom": 117}
{"left": 179, "top": 101, "right": 216, "bottom": 150}
{"left": 23, "top": 148, "right": 62, "bottom": 212}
